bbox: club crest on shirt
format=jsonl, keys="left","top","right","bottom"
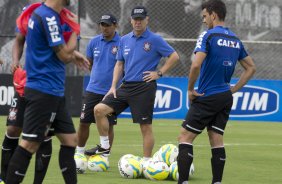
{"left": 8, "top": 108, "right": 17, "bottom": 121}
{"left": 111, "top": 46, "right": 118, "bottom": 54}
{"left": 143, "top": 42, "right": 151, "bottom": 51}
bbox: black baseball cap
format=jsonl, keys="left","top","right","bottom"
{"left": 98, "top": 14, "right": 117, "bottom": 25}
{"left": 131, "top": 6, "right": 148, "bottom": 19}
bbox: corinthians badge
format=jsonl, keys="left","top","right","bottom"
{"left": 111, "top": 46, "right": 118, "bottom": 54}
{"left": 143, "top": 42, "right": 151, "bottom": 51}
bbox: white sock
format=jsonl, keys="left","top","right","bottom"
{"left": 76, "top": 146, "right": 85, "bottom": 154}
{"left": 100, "top": 136, "right": 110, "bottom": 149}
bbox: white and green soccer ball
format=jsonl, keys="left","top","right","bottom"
{"left": 144, "top": 160, "right": 170, "bottom": 180}
{"left": 157, "top": 144, "right": 179, "bottom": 166}
{"left": 118, "top": 155, "right": 142, "bottom": 179}
{"left": 169, "top": 161, "right": 195, "bottom": 181}
{"left": 88, "top": 155, "right": 109, "bottom": 172}
{"left": 74, "top": 153, "right": 88, "bottom": 174}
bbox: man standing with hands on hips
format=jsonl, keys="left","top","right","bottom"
{"left": 92, "top": 6, "right": 179, "bottom": 162}
{"left": 177, "top": 0, "right": 256, "bottom": 183}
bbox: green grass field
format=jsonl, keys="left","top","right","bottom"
{"left": 0, "top": 116, "right": 281, "bottom": 184}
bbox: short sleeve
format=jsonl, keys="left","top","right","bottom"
{"left": 116, "top": 38, "right": 124, "bottom": 61}
{"left": 41, "top": 14, "right": 65, "bottom": 47}
{"left": 238, "top": 42, "right": 249, "bottom": 61}
{"left": 86, "top": 40, "right": 93, "bottom": 59}
{"left": 155, "top": 36, "right": 175, "bottom": 57}
{"left": 194, "top": 31, "right": 209, "bottom": 54}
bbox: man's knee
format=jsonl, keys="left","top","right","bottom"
{"left": 6, "top": 126, "right": 22, "bottom": 137}
{"left": 94, "top": 103, "right": 112, "bottom": 118}
{"left": 19, "top": 139, "right": 40, "bottom": 154}
{"left": 57, "top": 133, "right": 78, "bottom": 147}
{"left": 178, "top": 128, "right": 197, "bottom": 143}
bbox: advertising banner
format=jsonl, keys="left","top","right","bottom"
{"left": 84, "top": 77, "right": 282, "bottom": 122}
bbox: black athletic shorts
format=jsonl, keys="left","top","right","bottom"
{"left": 80, "top": 91, "right": 117, "bottom": 125}
{"left": 182, "top": 90, "right": 233, "bottom": 135}
{"left": 101, "top": 81, "right": 157, "bottom": 124}
{"left": 22, "top": 87, "right": 76, "bottom": 142}
{"left": 6, "top": 92, "right": 26, "bottom": 128}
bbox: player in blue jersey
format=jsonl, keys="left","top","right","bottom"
{"left": 5, "top": 0, "right": 89, "bottom": 183}
{"left": 1, "top": 2, "right": 58, "bottom": 183}
{"left": 93, "top": 6, "right": 179, "bottom": 160}
{"left": 74, "top": 14, "right": 120, "bottom": 157}
{"left": 177, "top": 1, "right": 256, "bottom": 183}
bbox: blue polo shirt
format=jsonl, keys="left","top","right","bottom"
{"left": 86, "top": 32, "right": 120, "bottom": 95}
{"left": 116, "top": 28, "right": 175, "bottom": 82}
{"left": 194, "top": 26, "right": 248, "bottom": 97}
{"left": 25, "top": 4, "right": 66, "bottom": 96}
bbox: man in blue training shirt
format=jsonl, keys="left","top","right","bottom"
{"left": 177, "top": 0, "right": 256, "bottom": 184}
{"left": 75, "top": 14, "right": 120, "bottom": 158}
{"left": 5, "top": 0, "right": 89, "bottom": 183}
{"left": 93, "top": 6, "right": 179, "bottom": 161}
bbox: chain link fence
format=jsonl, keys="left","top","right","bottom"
{"left": 1, "top": 0, "right": 281, "bottom": 79}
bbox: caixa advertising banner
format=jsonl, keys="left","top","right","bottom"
{"left": 110, "top": 77, "right": 281, "bottom": 122}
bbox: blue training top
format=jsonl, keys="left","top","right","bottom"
{"left": 25, "top": 4, "right": 66, "bottom": 96}
{"left": 194, "top": 26, "right": 248, "bottom": 97}
{"left": 86, "top": 32, "right": 120, "bottom": 95}
{"left": 116, "top": 28, "right": 175, "bottom": 82}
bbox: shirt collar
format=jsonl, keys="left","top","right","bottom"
{"left": 100, "top": 32, "right": 119, "bottom": 42}
{"left": 130, "top": 27, "right": 150, "bottom": 38}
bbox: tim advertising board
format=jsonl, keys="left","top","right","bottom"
{"left": 83, "top": 76, "right": 282, "bottom": 121}
{"left": 231, "top": 85, "right": 279, "bottom": 117}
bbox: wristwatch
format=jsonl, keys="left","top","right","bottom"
{"left": 157, "top": 70, "right": 163, "bottom": 77}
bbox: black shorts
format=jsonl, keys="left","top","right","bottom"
{"left": 80, "top": 91, "right": 117, "bottom": 125}
{"left": 6, "top": 92, "right": 26, "bottom": 128}
{"left": 22, "top": 87, "right": 76, "bottom": 142}
{"left": 182, "top": 91, "right": 233, "bottom": 135}
{"left": 101, "top": 81, "right": 157, "bottom": 124}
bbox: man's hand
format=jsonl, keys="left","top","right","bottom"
{"left": 10, "top": 63, "right": 21, "bottom": 74}
{"left": 143, "top": 71, "right": 160, "bottom": 82}
{"left": 104, "top": 86, "right": 117, "bottom": 100}
{"left": 73, "top": 51, "right": 90, "bottom": 71}
{"left": 188, "top": 89, "right": 204, "bottom": 103}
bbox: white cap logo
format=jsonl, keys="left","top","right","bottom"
{"left": 101, "top": 15, "right": 110, "bottom": 20}
{"left": 134, "top": 9, "right": 144, "bottom": 14}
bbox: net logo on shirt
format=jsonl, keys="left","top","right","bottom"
{"left": 46, "top": 16, "right": 61, "bottom": 43}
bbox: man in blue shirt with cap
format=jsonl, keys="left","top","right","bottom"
{"left": 91, "top": 6, "right": 179, "bottom": 162}
{"left": 177, "top": 0, "right": 256, "bottom": 183}
{"left": 75, "top": 14, "right": 120, "bottom": 158}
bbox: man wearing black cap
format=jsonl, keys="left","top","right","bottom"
{"left": 75, "top": 14, "right": 121, "bottom": 160}
{"left": 93, "top": 6, "right": 179, "bottom": 162}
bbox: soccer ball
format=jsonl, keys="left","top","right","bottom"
{"left": 74, "top": 153, "right": 87, "bottom": 174}
{"left": 144, "top": 161, "right": 169, "bottom": 180}
{"left": 119, "top": 154, "right": 135, "bottom": 162}
{"left": 118, "top": 156, "right": 142, "bottom": 179}
{"left": 169, "top": 161, "right": 195, "bottom": 181}
{"left": 88, "top": 155, "right": 109, "bottom": 172}
{"left": 152, "top": 150, "right": 161, "bottom": 161}
{"left": 158, "top": 144, "right": 179, "bottom": 166}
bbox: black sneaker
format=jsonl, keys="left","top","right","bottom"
{"left": 84, "top": 145, "right": 110, "bottom": 156}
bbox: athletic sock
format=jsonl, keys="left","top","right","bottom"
{"left": 76, "top": 146, "right": 85, "bottom": 154}
{"left": 177, "top": 143, "right": 193, "bottom": 184}
{"left": 100, "top": 136, "right": 110, "bottom": 149}
{"left": 5, "top": 146, "right": 32, "bottom": 184}
{"left": 1, "top": 134, "right": 19, "bottom": 181}
{"left": 59, "top": 145, "right": 77, "bottom": 184}
{"left": 33, "top": 138, "right": 52, "bottom": 184}
{"left": 211, "top": 147, "right": 226, "bottom": 184}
